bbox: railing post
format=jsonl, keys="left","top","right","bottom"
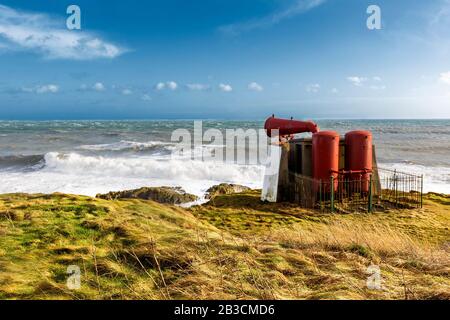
{"left": 330, "top": 175, "right": 335, "bottom": 213}
{"left": 394, "top": 169, "right": 398, "bottom": 208}
{"left": 420, "top": 174, "right": 423, "bottom": 208}
{"left": 368, "top": 174, "right": 373, "bottom": 213}
{"left": 319, "top": 179, "right": 323, "bottom": 211}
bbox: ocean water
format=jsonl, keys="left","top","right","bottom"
{"left": 0, "top": 119, "right": 449, "bottom": 200}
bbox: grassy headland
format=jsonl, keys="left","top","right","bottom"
{"left": 0, "top": 191, "right": 449, "bottom": 300}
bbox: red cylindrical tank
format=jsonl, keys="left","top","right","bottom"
{"left": 345, "top": 130, "right": 373, "bottom": 193}
{"left": 312, "top": 131, "right": 339, "bottom": 192}
{"left": 264, "top": 116, "right": 319, "bottom": 137}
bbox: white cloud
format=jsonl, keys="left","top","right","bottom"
{"left": 141, "top": 94, "right": 152, "bottom": 101}
{"left": 370, "top": 85, "right": 386, "bottom": 90}
{"left": 219, "top": 83, "right": 233, "bottom": 92}
{"left": 439, "top": 71, "right": 450, "bottom": 85}
{"left": 219, "top": 0, "right": 327, "bottom": 35}
{"left": 186, "top": 83, "right": 210, "bottom": 91}
{"left": 248, "top": 82, "right": 264, "bottom": 92}
{"left": 347, "top": 76, "right": 367, "bottom": 87}
{"left": 306, "top": 83, "right": 320, "bottom": 93}
{"left": 37, "top": 84, "right": 59, "bottom": 94}
{"left": 122, "top": 89, "right": 132, "bottom": 95}
{"left": 78, "top": 83, "right": 106, "bottom": 92}
{"left": 155, "top": 82, "right": 166, "bottom": 90}
{"left": 331, "top": 88, "right": 339, "bottom": 93}
{"left": 0, "top": 5, "right": 125, "bottom": 60}
{"left": 155, "top": 81, "right": 178, "bottom": 91}
{"left": 93, "top": 82, "right": 105, "bottom": 92}
{"left": 347, "top": 76, "right": 386, "bottom": 89}
{"left": 167, "top": 81, "right": 178, "bottom": 90}
{"left": 22, "top": 84, "right": 59, "bottom": 94}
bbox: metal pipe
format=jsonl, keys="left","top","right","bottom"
{"left": 264, "top": 115, "right": 319, "bottom": 137}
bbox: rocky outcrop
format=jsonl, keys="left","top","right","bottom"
{"left": 205, "top": 183, "right": 251, "bottom": 199}
{"left": 96, "top": 186, "right": 198, "bottom": 204}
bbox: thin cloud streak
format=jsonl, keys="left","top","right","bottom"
{"left": 219, "top": 0, "right": 326, "bottom": 35}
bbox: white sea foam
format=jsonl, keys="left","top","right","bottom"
{"left": 78, "top": 140, "right": 175, "bottom": 152}
{"left": 0, "top": 152, "right": 264, "bottom": 199}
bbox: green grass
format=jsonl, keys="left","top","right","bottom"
{"left": 0, "top": 191, "right": 449, "bottom": 300}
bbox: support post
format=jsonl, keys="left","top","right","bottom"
{"left": 368, "top": 174, "right": 373, "bottom": 213}
{"left": 330, "top": 175, "right": 335, "bottom": 214}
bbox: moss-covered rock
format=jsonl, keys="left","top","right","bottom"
{"left": 96, "top": 186, "right": 198, "bottom": 204}
{"left": 205, "top": 183, "right": 251, "bottom": 199}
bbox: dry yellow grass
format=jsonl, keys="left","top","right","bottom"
{"left": 273, "top": 220, "right": 444, "bottom": 259}
{"left": 0, "top": 191, "right": 449, "bottom": 300}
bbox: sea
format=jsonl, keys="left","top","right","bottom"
{"left": 0, "top": 119, "right": 449, "bottom": 201}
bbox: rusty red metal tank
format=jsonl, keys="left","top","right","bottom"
{"left": 264, "top": 116, "right": 318, "bottom": 137}
{"left": 345, "top": 130, "right": 373, "bottom": 193}
{"left": 312, "top": 131, "right": 339, "bottom": 192}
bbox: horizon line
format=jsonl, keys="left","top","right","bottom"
{"left": 0, "top": 117, "right": 449, "bottom": 121}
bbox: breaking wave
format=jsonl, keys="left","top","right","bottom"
{"left": 0, "top": 151, "right": 264, "bottom": 198}
{"left": 43, "top": 152, "right": 263, "bottom": 183}
{"left": 78, "top": 140, "right": 176, "bottom": 154}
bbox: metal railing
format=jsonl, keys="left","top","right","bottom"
{"left": 376, "top": 168, "right": 423, "bottom": 210}
{"left": 286, "top": 167, "right": 423, "bottom": 213}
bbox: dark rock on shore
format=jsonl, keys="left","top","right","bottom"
{"left": 96, "top": 186, "right": 198, "bottom": 204}
{"left": 205, "top": 183, "right": 251, "bottom": 199}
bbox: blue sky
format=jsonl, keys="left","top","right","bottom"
{"left": 0, "top": 0, "right": 450, "bottom": 119}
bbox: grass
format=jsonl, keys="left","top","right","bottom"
{"left": 0, "top": 191, "right": 449, "bottom": 300}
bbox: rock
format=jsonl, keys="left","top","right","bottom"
{"left": 205, "top": 183, "right": 251, "bottom": 199}
{"left": 96, "top": 186, "right": 198, "bottom": 204}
